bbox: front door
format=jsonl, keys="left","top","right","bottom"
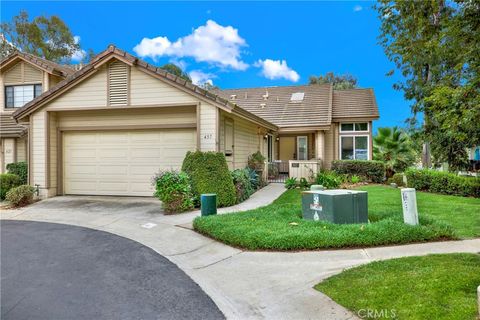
{"left": 297, "top": 136, "right": 308, "bottom": 160}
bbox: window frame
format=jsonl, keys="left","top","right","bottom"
{"left": 340, "top": 122, "right": 369, "bottom": 133}
{"left": 4, "top": 83, "right": 42, "bottom": 109}
{"left": 339, "top": 135, "right": 370, "bottom": 160}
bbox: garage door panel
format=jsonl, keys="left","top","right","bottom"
{"left": 64, "top": 129, "right": 195, "bottom": 196}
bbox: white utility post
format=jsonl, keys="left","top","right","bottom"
{"left": 401, "top": 188, "right": 419, "bottom": 225}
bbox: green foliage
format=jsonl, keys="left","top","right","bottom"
{"left": 6, "top": 162, "right": 28, "bottom": 185}
{"left": 193, "top": 187, "right": 458, "bottom": 250}
{"left": 247, "top": 151, "right": 266, "bottom": 171}
{"left": 389, "top": 173, "right": 405, "bottom": 187}
{"left": 0, "top": 10, "right": 82, "bottom": 62}
{"left": 331, "top": 160, "right": 385, "bottom": 183}
{"left": 5, "top": 185, "right": 35, "bottom": 207}
{"left": 231, "top": 168, "right": 254, "bottom": 203}
{"left": 350, "top": 175, "right": 361, "bottom": 184}
{"left": 375, "top": 1, "right": 480, "bottom": 170}
{"left": 373, "top": 127, "right": 417, "bottom": 177}
{"left": 284, "top": 177, "right": 298, "bottom": 189}
{"left": 316, "top": 254, "right": 480, "bottom": 320}
{"left": 405, "top": 169, "right": 480, "bottom": 198}
{"left": 246, "top": 167, "right": 260, "bottom": 190}
{"left": 182, "top": 151, "right": 236, "bottom": 207}
{"left": 0, "top": 173, "right": 22, "bottom": 200}
{"left": 159, "top": 63, "right": 191, "bottom": 82}
{"left": 315, "top": 171, "right": 342, "bottom": 189}
{"left": 299, "top": 177, "right": 310, "bottom": 190}
{"left": 153, "top": 170, "right": 194, "bottom": 213}
{"left": 309, "top": 72, "right": 357, "bottom": 89}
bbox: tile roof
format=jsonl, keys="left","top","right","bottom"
{"left": 332, "top": 88, "right": 379, "bottom": 119}
{"left": 217, "top": 85, "right": 333, "bottom": 128}
{"left": 0, "top": 51, "right": 75, "bottom": 77}
{"left": 0, "top": 113, "right": 27, "bottom": 137}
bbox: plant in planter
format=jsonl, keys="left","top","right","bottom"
{"left": 247, "top": 151, "right": 266, "bottom": 171}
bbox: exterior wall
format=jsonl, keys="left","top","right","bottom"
{"left": 219, "top": 110, "right": 264, "bottom": 169}
{"left": 130, "top": 67, "right": 198, "bottom": 106}
{"left": 16, "top": 136, "right": 27, "bottom": 162}
{"left": 31, "top": 111, "right": 47, "bottom": 196}
{"left": 199, "top": 103, "right": 218, "bottom": 152}
{"left": 1, "top": 138, "right": 16, "bottom": 172}
{"left": 49, "top": 113, "right": 57, "bottom": 193}
{"left": 323, "top": 123, "right": 338, "bottom": 169}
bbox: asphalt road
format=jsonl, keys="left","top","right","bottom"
{"left": 1, "top": 220, "right": 224, "bottom": 320}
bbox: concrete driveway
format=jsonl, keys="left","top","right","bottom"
{"left": 1, "top": 220, "right": 224, "bottom": 320}
{"left": 2, "top": 185, "right": 479, "bottom": 320}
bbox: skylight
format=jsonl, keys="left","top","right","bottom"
{"left": 290, "top": 92, "right": 305, "bottom": 102}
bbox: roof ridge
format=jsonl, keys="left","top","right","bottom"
{"left": 220, "top": 83, "right": 331, "bottom": 91}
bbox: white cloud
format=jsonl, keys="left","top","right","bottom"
{"left": 255, "top": 59, "right": 300, "bottom": 82}
{"left": 133, "top": 20, "right": 248, "bottom": 70}
{"left": 189, "top": 70, "right": 215, "bottom": 86}
{"left": 70, "top": 35, "right": 86, "bottom": 62}
{"left": 353, "top": 5, "right": 363, "bottom": 12}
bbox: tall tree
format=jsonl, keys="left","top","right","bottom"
{"left": 309, "top": 72, "right": 357, "bottom": 89}
{"left": 159, "top": 63, "right": 191, "bottom": 82}
{"left": 1, "top": 11, "right": 80, "bottom": 62}
{"left": 375, "top": 1, "right": 479, "bottom": 171}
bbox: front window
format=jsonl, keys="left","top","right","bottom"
{"left": 340, "top": 122, "right": 368, "bottom": 132}
{"left": 5, "top": 84, "right": 42, "bottom": 108}
{"left": 341, "top": 136, "right": 369, "bottom": 160}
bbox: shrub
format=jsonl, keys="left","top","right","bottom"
{"left": 331, "top": 160, "right": 385, "bottom": 183}
{"left": 182, "top": 151, "right": 236, "bottom": 207}
{"left": 299, "top": 177, "right": 310, "bottom": 189}
{"left": 284, "top": 177, "right": 298, "bottom": 189}
{"left": 405, "top": 169, "right": 480, "bottom": 197}
{"left": 232, "top": 168, "right": 254, "bottom": 203}
{"left": 246, "top": 167, "right": 260, "bottom": 190}
{"left": 389, "top": 173, "right": 405, "bottom": 187}
{"left": 247, "top": 151, "right": 266, "bottom": 171}
{"left": 153, "top": 170, "right": 194, "bottom": 213}
{"left": 315, "top": 171, "right": 342, "bottom": 189}
{"left": 6, "top": 162, "right": 28, "bottom": 184}
{"left": 5, "top": 185, "right": 35, "bottom": 207}
{"left": 350, "top": 175, "right": 361, "bottom": 184}
{"left": 0, "top": 173, "right": 22, "bottom": 200}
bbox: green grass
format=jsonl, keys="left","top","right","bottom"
{"left": 193, "top": 185, "right": 474, "bottom": 250}
{"left": 358, "top": 185, "right": 480, "bottom": 238}
{"left": 315, "top": 253, "right": 480, "bottom": 320}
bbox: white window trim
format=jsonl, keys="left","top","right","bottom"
{"left": 339, "top": 122, "right": 369, "bottom": 133}
{"left": 339, "top": 134, "right": 370, "bottom": 160}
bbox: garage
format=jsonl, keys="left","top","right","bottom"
{"left": 63, "top": 129, "right": 196, "bottom": 196}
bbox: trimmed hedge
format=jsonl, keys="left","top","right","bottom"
{"left": 405, "top": 169, "right": 480, "bottom": 197}
{"left": 0, "top": 173, "right": 22, "bottom": 200}
{"left": 6, "top": 162, "right": 28, "bottom": 185}
{"left": 182, "top": 151, "right": 236, "bottom": 207}
{"left": 331, "top": 160, "right": 385, "bottom": 183}
{"left": 388, "top": 173, "right": 405, "bottom": 187}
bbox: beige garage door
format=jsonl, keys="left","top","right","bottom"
{"left": 63, "top": 129, "right": 196, "bottom": 196}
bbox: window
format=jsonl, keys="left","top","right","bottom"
{"left": 340, "top": 136, "right": 369, "bottom": 160}
{"left": 340, "top": 122, "right": 368, "bottom": 132}
{"left": 5, "top": 84, "right": 42, "bottom": 108}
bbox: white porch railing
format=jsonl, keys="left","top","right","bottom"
{"left": 289, "top": 160, "right": 322, "bottom": 181}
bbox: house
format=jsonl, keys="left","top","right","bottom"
{"left": 1, "top": 45, "right": 379, "bottom": 198}
{"left": 0, "top": 52, "right": 74, "bottom": 173}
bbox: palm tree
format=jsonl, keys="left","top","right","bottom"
{"left": 373, "top": 127, "right": 416, "bottom": 178}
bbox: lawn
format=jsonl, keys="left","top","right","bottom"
{"left": 192, "top": 185, "right": 480, "bottom": 250}
{"left": 315, "top": 253, "right": 480, "bottom": 320}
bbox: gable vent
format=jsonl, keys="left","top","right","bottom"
{"left": 108, "top": 60, "right": 129, "bottom": 106}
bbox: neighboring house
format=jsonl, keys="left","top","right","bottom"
{"left": 0, "top": 52, "right": 74, "bottom": 173}
{"left": 2, "top": 45, "right": 378, "bottom": 198}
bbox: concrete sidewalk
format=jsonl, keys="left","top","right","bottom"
{"left": 2, "top": 184, "right": 479, "bottom": 320}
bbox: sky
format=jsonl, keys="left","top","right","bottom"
{"left": 1, "top": 1, "right": 413, "bottom": 130}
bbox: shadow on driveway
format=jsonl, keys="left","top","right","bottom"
{"left": 1, "top": 220, "right": 224, "bottom": 320}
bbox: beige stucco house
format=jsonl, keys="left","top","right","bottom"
{"left": 1, "top": 45, "right": 379, "bottom": 198}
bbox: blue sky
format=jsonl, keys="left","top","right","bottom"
{"left": 2, "top": 1, "right": 412, "bottom": 129}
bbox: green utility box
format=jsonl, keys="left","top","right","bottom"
{"left": 302, "top": 190, "right": 368, "bottom": 224}
{"left": 201, "top": 194, "right": 217, "bottom": 216}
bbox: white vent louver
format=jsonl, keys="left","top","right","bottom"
{"left": 290, "top": 92, "right": 305, "bottom": 102}
{"left": 108, "top": 61, "right": 128, "bottom": 106}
